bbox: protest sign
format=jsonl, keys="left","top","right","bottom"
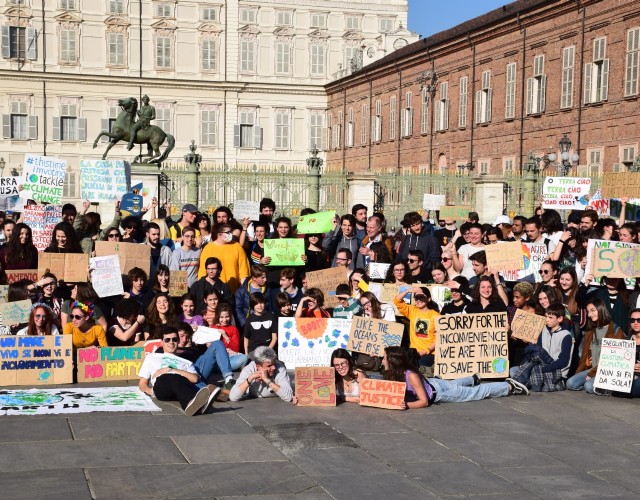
{"left": 24, "top": 204, "right": 62, "bottom": 252}
{"left": 434, "top": 312, "right": 509, "bottom": 379}
{"left": 542, "top": 177, "right": 591, "bottom": 210}
{"left": 525, "top": 242, "right": 548, "bottom": 283}
{"left": 428, "top": 285, "right": 452, "bottom": 311}
{"left": 263, "top": 238, "right": 305, "bottom": 266}
{"left": 601, "top": 172, "right": 640, "bottom": 200}
{"left": 586, "top": 239, "right": 638, "bottom": 287}
{"left": 95, "top": 241, "right": 151, "bottom": 275}
{"left": 294, "top": 367, "right": 336, "bottom": 406}
{"left": 485, "top": 241, "right": 524, "bottom": 271}
{"left": 38, "top": 253, "right": 89, "bottom": 283}
{"left": 77, "top": 345, "right": 145, "bottom": 382}
{"left": 423, "top": 194, "right": 446, "bottom": 211}
{"left": 591, "top": 246, "right": 640, "bottom": 279}
{"left": 510, "top": 309, "right": 546, "bottom": 344}
{"left": 278, "top": 317, "right": 350, "bottom": 368}
{"left": 347, "top": 317, "right": 403, "bottom": 357}
{"left": 610, "top": 199, "right": 640, "bottom": 222}
{"left": 0, "top": 335, "right": 73, "bottom": 386}
{"left": 296, "top": 211, "right": 335, "bottom": 234}
{"left": 21, "top": 154, "right": 66, "bottom": 204}
{"left": 232, "top": 200, "right": 260, "bottom": 221}
{"left": 359, "top": 379, "right": 406, "bottom": 410}
{"left": 368, "top": 263, "right": 390, "bottom": 280}
{"left": 380, "top": 284, "right": 410, "bottom": 303}
{"left": 0, "top": 299, "right": 33, "bottom": 325}
{"left": 192, "top": 326, "right": 222, "bottom": 344}
{"left": 120, "top": 182, "right": 145, "bottom": 217}
{"left": 0, "top": 285, "right": 8, "bottom": 303}
{"left": 169, "top": 270, "right": 189, "bottom": 297}
{"left": 306, "top": 267, "right": 348, "bottom": 308}
{"left": 594, "top": 338, "right": 636, "bottom": 393}
{"left": 89, "top": 255, "right": 124, "bottom": 298}
{"left": 6, "top": 270, "right": 38, "bottom": 284}
{"left": 0, "top": 176, "right": 22, "bottom": 212}
{"left": 439, "top": 206, "right": 471, "bottom": 220}
{"left": 79, "top": 159, "right": 129, "bottom": 202}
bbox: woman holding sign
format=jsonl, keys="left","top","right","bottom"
{"left": 330, "top": 348, "right": 367, "bottom": 403}
{"left": 612, "top": 309, "right": 640, "bottom": 399}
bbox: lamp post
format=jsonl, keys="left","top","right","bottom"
{"left": 557, "top": 134, "right": 580, "bottom": 176}
{"left": 457, "top": 162, "right": 474, "bottom": 176}
{"left": 523, "top": 152, "right": 551, "bottom": 216}
{"left": 306, "top": 145, "right": 323, "bottom": 211}
{"left": 183, "top": 140, "right": 202, "bottom": 206}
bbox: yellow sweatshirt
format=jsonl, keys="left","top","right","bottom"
{"left": 394, "top": 298, "right": 439, "bottom": 354}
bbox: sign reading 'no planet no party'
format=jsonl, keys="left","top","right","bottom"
{"left": 541, "top": 177, "right": 591, "bottom": 210}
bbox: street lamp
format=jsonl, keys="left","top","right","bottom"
{"left": 457, "top": 162, "right": 474, "bottom": 176}
{"left": 558, "top": 134, "right": 580, "bottom": 176}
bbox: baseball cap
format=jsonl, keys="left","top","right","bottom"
{"left": 182, "top": 203, "right": 198, "bottom": 213}
{"left": 494, "top": 215, "right": 512, "bottom": 226}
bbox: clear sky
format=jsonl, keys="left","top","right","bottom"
{"left": 407, "top": 0, "right": 512, "bottom": 38}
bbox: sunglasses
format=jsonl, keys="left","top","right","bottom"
{"left": 71, "top": 314, "right": 85, "bottom": 320}
{"left": 630, "top": 318, "right": 640, "bottom": 324}
{"left": 163, "top": 337, "right": 179, "bottom": 343}
{"left": 414, "top": 294, "right": 428, "bottom": 302}
{"left": 539, "top": 270, "right": 552, "bottom": 275}
{"left": 108, "top": 233, "right": 119, "bottom": 238}
{"left": 441, "top": 258, "right": 451, "bottom": 262}
{"left": 407, "top": 258, "right": 419, "bottom": 263}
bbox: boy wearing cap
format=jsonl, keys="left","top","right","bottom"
{"left": 494, "top": 215, "right": 514, "bottom": 241}
{"left": 169, "top": 203, "right": 201, "bottom": 242}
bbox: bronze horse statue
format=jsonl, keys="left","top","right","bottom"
{"left": 92, "top": 97, "right": 175, "bottom": 164}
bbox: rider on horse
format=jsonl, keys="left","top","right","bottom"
{"left": 127, "top": 95, "right": 156, "bottom": 151}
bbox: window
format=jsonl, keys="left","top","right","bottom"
{"left": 334, "top": 111, "right": 343, "bottom": 149}
{"left": 480, "top": 160, "right": 489, "bottom": 175}
{"left": 275, "top": 41, "right": 291, "bottom": 74}
{"left": 155, "top": 36, "right": 172, "bottom": 68}
{"left": 274, "top": 110, "right": 290, "bottom": 150}
{"left": 59, "top": 28, "right": 77, "bottom": 63}
{"left": 361, "top": 103, "right": 368, "bottom": 145}
{"left": 239, "top": 8, "right": 257, "bottom": 24}
{"left": 107, "top": 32, "right": 125, "bottom": 66}
{"left": 1, "top": 26, "right": 37, "bottom": 60}
{"left": 435, "top": 82, "right": 448, "bottom": 131}
{"left": 53, "top": 102, "right": 86, "bottom": 142}
{"left": 155, "top": 105, "right": 172, "bottom": 135}
{"left": 420, "top": 87, "right": 428, "bottom": 134}
{"left": 100, "top": 102, "right": 119, "bottom": 143}
{"left": 345, "top": 16, "right": 360, "bottom": 30}
{"left": 584, "top": 37, "right": 609, "bottom": 104}
{"left": 505, "top": 62, "right": 517, "bottom": 119}
{"left": 503, "top": 158, "right": 514, "bottom": 175}
{"left": 62, "top": 172, "right": 76, "bottom": 198}
{"left": 240, "top": 38, "right": 256, "bottom": 73}
{"left": 459, "top": 76, "right": 468, "bottom": 128}
{"left": 309, "top": 111, "right": 325, "bottom": 150}
{"left": 201, "top": 108, "right": 218, "bottom": 147}
{"left": 2, "top": 101, "right": 37, "bottom": 140}
{"left": 389, "top": 96, "right": 396, "bottom": 139}
{"left": 60, "top": 0, "right": 76, "bottom": 10}
{"left": 310, "top": 44, "right": 325, "bottom": 76}
{"left": 155, "top": 3, "right": 172, "bottom": 18}
{"left": 625, "top": 28, "right": 639, "bottom": 97}
{"left": 556, "top": 46, "right": 575, "bottom": 109}
{"left": 276, "top": 11, "right": 292, "bottom": 26}
{"left": 108, "top": 0, "right": 125, "bottom": 15}
{"left": 346, "top": 108, "right": 354, "bottom": 147}
{"left": 622, "top": 146, "right": 636, "bottom": 164}
{"left": 527, "top": 55, "right": 546, "bottom": 114}
{"left": 201, "top": 39, "right": 217, "bottom": 70}
{"left": 202, "top": 7, "right": 218, "bottom": 22}
{"left": 379, "top": 18, "right": 394, "bottom": 33}
{"left": 372, "top": 99, "right": 382, "bottom": 142}
{"left": 345, "top": 46, "right": 358, "bottom": 72}
{"left": 310, "top": 13, "right": 326, "bottom": 29}
{"left": 588, "top": 149, "right": 602, "bottom": 176}
{"left": 234, "top": 109, "right": 262, "bottom": 149}
{"left": 401, "top": 92, "right": 412, "bottom": 137}
{"left": 476, "top": 70, "right": 492, "bottom": 124}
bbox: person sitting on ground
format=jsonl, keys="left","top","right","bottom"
{"left": 612, "top": 309, "right": 640, "bottom": 399}
{"left": 332, "top": 283, "right": 361, "bottom": 319}
{"left": 107, "top": 298, "right": 145, "bottom": 346}
{"left": 275, "top": 292, "right": 294, "bottom": 318}
{"left": 215, "top": 303, "right": 248, "bottom": 371}
{"left": 17, "top": 303, "right": 60, "bottom": 336}
{"left": 63, "top": 301, "right": 108, "bottom": 349}
{"left": 295, "top": 287, "right": 331, "bottom": 319}
{"left": 394, "top": 286, "right": 439, "bottom": 369}
{"left": 229, "top": 346, "right": 293, "bottom": 402}
{"left": 178, "top": 293, "right": 205, "bottom": 327}
{"left": 332, "top": 348, "right": 367, "bottom": 403}
{"left": 244, "top": 292, "right": 278, "bottom": 355}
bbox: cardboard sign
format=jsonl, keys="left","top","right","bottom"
{"left": 305, "top": 267, "right": 348, "bottom": 308}
{"left": 192, "top": 326, "right": 222, "bottom": 344}
{"left": 0, "top": 286, "right": 8, "bottom": 304}
{"left": 601, "top": 172, "right": 640, "bottom": 199}
{"left": 594, "top": 338, "right": 636, "bottom": 393}
{"left": 423, "top": 194, "right": 446, "bottom": 211}
{"left": 347, "top": 317, "right": 403, "bottom": 357}
{"left": 359, "top": 379, "right": 406, "bottom": 410}
{"left": 380, "top": 284, "right": 411, "bottom": 303}
{"left": 439, "top": 206, "right": 471, "bottom": 220}
{"left": 169, "top": 270, "right": 189, "bottom": 297}
{"left": 485, "top": 241, "right": 524, "bottom": 271}
{"left": 77, "top": 345, "right": 145, "bottom": 382}
{"left": 95, "top": 241, "right": 151, "bottom": 276}
{"left": 525, "top": 242, "right": 548, "bottom": 283}
{"left": 294, "top": 367, "right": 336, "bottom": 406}
{"left": 428, "top": 285, "right": 452, "bottom": 311}
{"left": 232, "top": 200, "right": 260, "bottom": 221}
{"left": 296, "top": 211, "right": 335, "bottom": 234}
{"left": 0, "top": 335, "right": 73, "bottom": 386}
{"left": 38, "top": 253, "right": 89, "bottom": 283}
{"left": 542, "top": 177, "right": 591, "bottom": 210}
{"left": 0, "top": 177, "right": 21, "bottom": 212}
{"left": 79, "top": 159, "right": 129, "bottom": 202}
{"left": 6, "top": 269, "right": 38, "bottom": 284}
{"left": 368, "top": 263, "right": 390, "bottom": 280}
{"left": 278, "top": 317, "right": 350, "bottom": 368}
{"left": 586, "top": 239, "right": 638, "bottom": 287}
{"left": 90, "top": 255, "right": 124, "bottom": 298}
{"left": 510, "top": 309, "right": 546, "bottom": 344}
{"left": 23, "top": 204, "right": 62, "bottom": 252}
{"left": 21, "top": 154, "right": 67, "bottom": 204}
{"left": 434, "top": 312, "right": 509, "bottom": 379}
{"left": 591, "top": 246, "right": 640, "bottom": 279}
{"left": 263, "top": 238, "right": 305, "bottom": 266}
{"left": 0, "top": 299, "right": 33, "bottom": 325}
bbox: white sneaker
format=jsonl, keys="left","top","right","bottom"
{"left": 184, "top": 387, "right": 210, "bottom": 416}
{"left": 201, "top": 386, "right": 222, "bottom": 414}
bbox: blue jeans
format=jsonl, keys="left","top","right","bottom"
{"left": 229, "top": 353, "right": 249, "bottom": 371}
{"left": 429, "top": 376, "right": 509, "bottom": 403}
{"left": 194, "top": 340, "right": 233, "bottom": 388}
{"left": 566, "top": 369, "right": 595, "bottom": 393}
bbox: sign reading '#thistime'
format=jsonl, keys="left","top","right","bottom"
{"left": 541, "top": 177, "right": 591, "bottom": 210}
{"left": 21, "top": 154, "right": 67, "bottom": 204}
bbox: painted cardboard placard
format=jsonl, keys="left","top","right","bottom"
{"left": 0, "top": 299, "right": 33, "bottom": 325}
{"left": 586, "top": 189, "right": 610, "bottom": 216}
{"left": 278, "top": 317, "right": 351, "bottom": 368}
{"left": 89, "top": 255, "right": 124, "bottom": 298}
{"left": 434, "top": 312, "right": 509, "bottom": 379}
{"left": 591, "top": 246, "right": 640, "bottom": 279}
{"left": 423, "top": 194, "right": 446, "bottom": 211}
{"left": 439, "top": 206, "right": 471, "bottom": 220}
{"left": 485, "top": 241, "right": 524, "bottom": 271}
{"left": 542, "top": 177, "right": 591, "bottom": 210}
{"left": 380, "top": 284, "right": 411, "bottom": 303}
{"left": 601, "top": 172, "right": 640, "bottom": 200}
{"left": 77, "top": 345, "right": 145, "bottom": 382}
{"left": 347, "top": 317, "right": 403, "bottom": 357}
{"left": 359, "top": 379, "right": 406, "bottom": 410}
{"left": 586, "top": 239, "right": 638, "bottom": 288}
{"left": 0, "top": 177, "right": 22, "bottom": 212}
{"left": 294, "top": 367, "right": 336, "bottom": 407}
{"left": 594, "top": 338, "right": 636, "bottom": 393}
{"left": 0, "top": 285, "right": 8, "bottom": 303}
{"left": 368, "top": 263, "right": 390, "bottom": 280}
{"left": 38, "top": 253, "right": 89, "bottom": 283}
{"left": 79, "top": 159, "right": 129, "bottom": 202}
{"left": 21, "top": 154, "right": 66, "bottom": 204}
{"left": 232, "top": 200, "right": 260, "bottom": 221}
{"left": 263, "top": 238, "right": 305, "bottom": 266}
{"left": 95, "top": 241, "right": 151, "bottom": 276}
{"left": 6, "top": 270, "right": 38, "bottom": 285}
{"left": 0, "top": 335, "right": 73, "bottom": 386}
{"left": 23, "top": 204, "right": 62, "bottom": 252}
{"left": 510, "top": 309, "right": 546, "bottom": 344}
{"left": 305, "top": 267, "right": 348, "bottom": 308}
{"left": 169, "top": 270, "right": 189, "bottom": 297}
{"left": 296, "top": 211, "right": 335, "bottom": 234}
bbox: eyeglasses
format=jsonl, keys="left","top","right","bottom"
{"left": 108, "top": 233, "right": 119, "bottom": 238}
{"left": 393, "top": 268, "right": 404, "bottom": 273}
{"left": 163, "top": 337, "right": 179, "bottom": 343}
{"left": 333, "top": 362, "right": 349, "bottom": 368}
{"left": 630, "top": 318, "right": 640, "bottom": 324}
{"left": 206, "top": 267, "right": 218, "bottom": 272}
{"left": 71, "top": 314, "right": 85, "bottom": 320}
{"left": 441, "top": 258, "right": 451, "bottom": 262}
{"left": 34, "top": 314, "right": 46, "bottom": 319}
{"left": 360, "top": 301, "right": 371, "bottom": 307}
{"left": 335, "top": 257, "right": 348, "bottom": 262}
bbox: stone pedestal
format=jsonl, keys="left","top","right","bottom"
{"left": 474, "top": 181, "right": 505, "bottom": 223}
{"left": 347, "top": 171, "right": 376, "bottom": 213}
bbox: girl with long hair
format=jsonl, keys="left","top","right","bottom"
{"left": 144, "top": 293, "right": 178, "bottom": 340}
{"left": 45, "top": 222, "right": 83, "bottom": 253}
{"left": 330, "top": 348, "right": 367, "bottom": 403}
{"left": 60, "top": 282, "right": 108, "bottom": 332}
{"left": 467, "top": 276, "right": 508, "bottom": 314}
{"left": 358, "top": 291, "right": 395, "bottom": 321}
{"left": 17, "top": 304, "right": 60, "bottom": 336}
{"left": 304, "top": 233, "right": 329, "bottom": 272}
{"left": 0, "top": 223, "right": 38, "bottom": 270}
